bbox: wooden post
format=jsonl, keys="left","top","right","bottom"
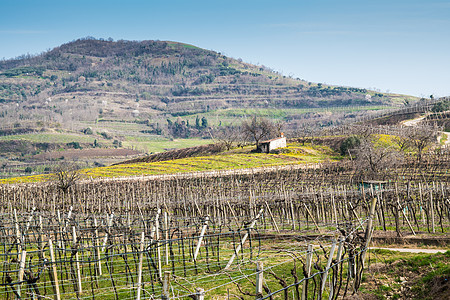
{"left": 264, "top": 201, "right": 280, "bottom": 233}
{"left": 162, "top": 271, "right": 171, "bottom": 300}
{"left": 48, "top": 239, "right": 61, "bottom": 300}
{"left": 255, "top": 261, "right": 264, "bottom": 299}
{"left": 303, "top": 203, "right": 322, "bottom": 233}
{"left": 136, "top": 232, "right": 145, "bottom": 300}
{"left": 224, "top": 209, "right": 263, "bottom": 270}
{"left": 155, "top": 209, "right": 162, "bottom": 279}
{"left": 94, "top": 218, "right": 102, "bottom": 276}
{"left": 196, "top": 288, "right": 205, "bottom": 300}
{"left": 17, "top": 250, "right": 26, "bottom": 297}
{"left": 320, "top": 239, "right": 337, "bottom": 297}
{"left": 164, "top": 211, "right": 169, "bottom": 265}
{"left": 328, "top": 237, "right": 344, "bottom": 300}
{"left": 14, "top": 208, "right": 22, "bottom": 254}
{"left": 396, "top": 183, "right": 416, "bottom": 235}
{"left": 193, "top": 216, "right": 209, "bottom": 261}
{"left": 301, "top": 244, "right": 313, "bottom": 300}
{"left": 430, "top": 190, "right": 435, "bottom": 233}
{"left": 356, "top": 197, "right": 378, "bottom": 289}
{"left": 331, "top": 192, "right": 338, "bottom": 225}
{"left": 39, "top": 215, "right": 45, "bottom": 259}
{"left": 102, "top": 213, "right": 114, "bottom": 251}
{"left": 24, "top": 206, "right": 36, "bottom": 233}
{"left": 72, "top": 227, "right": 82, "bottom": 295}
{"left": 419, "top": 183, "right": 426, "bottom": 225}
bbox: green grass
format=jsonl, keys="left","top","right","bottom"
{"left": 365, "top": 249, "right": 450, "bottom": 300}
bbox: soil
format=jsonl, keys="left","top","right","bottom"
{"left": 32, "top": 148, "right": 141, "bottom": 160}
{"left": 371, "top": 231, "right": 450, "bottom": 247}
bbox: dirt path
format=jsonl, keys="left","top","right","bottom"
{"left": 401, "top": 114, "right": 428, "bottom": 127}
{"left": 401, "top": 113, "right": 450, "bottom": 148}
{"left": 370, "top": 247, "right": 447, "bottom": 254}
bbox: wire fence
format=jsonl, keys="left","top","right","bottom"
{"left": 0, "top": 203, "right": 375, "bottom": 299}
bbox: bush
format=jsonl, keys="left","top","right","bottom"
{"left": 67, "top": 142, "right": 82, "bottom": 149}
{"left": 432, "top": 100, "right": 450, "bottom": 113}
{"left": 24, "top": 166, "right": 33, "bottom": 173}
{"left": 82, "top": 127, "right": 93, "bottom": 135}
{"left": 340, "top": 136, "right": 361, "bottom": 156}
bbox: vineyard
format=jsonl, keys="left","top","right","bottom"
{"left": 0, "top": 156, "right": 449, "bottom": 299}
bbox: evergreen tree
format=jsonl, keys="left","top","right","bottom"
{"left": 201, "top": 116, "right": 208, "bottom": 128}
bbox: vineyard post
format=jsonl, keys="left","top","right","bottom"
{"left": 329, "top": 236, "right": 344, "bottom": 300}
{"left": 48, "top": 239, "right": 61, "bottom": 300}
{"left": 301, "top": 244, "right": 313, "bottom": 300}
{"left": 395, "top": 183, "right": 416, "bottom": 235}
{"left": 94, "top": 218, "right": 102, "bottom": 276}
{"left": 136, "top": 232, "right": 145, "bottom": 300}
{"left": 162, "top": 271, "right": 171, "bottom": 300}
{"left": 193, "top": 216, "right": 209, "bottom": 261}
{"left": 196, "top": 288, "right": 205, "bottom": 300}
{"left": 264, "top": 201, "right": 279, "bottom": 233}
{"left": 24, "top": 206, "right": 36, "bottom": 232}
{"left": 155, "top": 209, "right": 162, "bottom": 279}
{"left": 14, "top": 209, "right": 21, "bottom": 254}
{"left": 224, "top": 208, "right": 263, "bottom": 270}
{"left": 102, "top": 212, "right": 114, "bottom": 251}
{"left": 39, "top": 215, "right": 45, "bottom": 259}
{"left": 430, "top": 190, "right": 435, "bottom": 233}
{"left": 303, "top": 203, "right": 322, "bottom": 234}
{"left": 320, "top": 239, "right": 337, "bottom": 298}
{"left": 164, "top": 211, "right": 169, "bottom": 265}
{"left": 255, "top": 261, "right": 263, "bottom": 299}
{"left": 17, "top": 250, "right": 26, "bottom": 297}
{"left": 356, "top": 196, "right": 378, "bottom": 289}
{"left": 349, "top": 202, "right": 364, "bottom": 228}
{"left": 72, "top": 227, "right": 82, "bottom": 295}
{"left": 419, "top": 183, "right": 426, "bottom": 225}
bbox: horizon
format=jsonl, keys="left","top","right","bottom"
{"left": 1, "top": 0, "right": 449, "bottom": 98}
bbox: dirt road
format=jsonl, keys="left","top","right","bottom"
{"left": 371, "top": 247, "right": 447, "bottom": 254}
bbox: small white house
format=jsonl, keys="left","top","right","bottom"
{"left": 258, "top": 133, "right": 287, "bottom": 153}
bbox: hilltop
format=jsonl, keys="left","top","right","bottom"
{"left": 0, "top": 37, "right": 414, "bottom": 122}
{"left": 0, "top": 37, "right": 420, "bottom": 177}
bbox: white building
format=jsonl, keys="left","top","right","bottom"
{"left": 257, "top": 134, "right": 287, "bottom": 153}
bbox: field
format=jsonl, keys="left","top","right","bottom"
{"left": 0, "top": 155, "right": 449, "bottom": 299}
{"left": 0, "top": 142, "right": 340, "bottom": 184}
{"left": 1, "top": 107, "right": 449, "bottom": 299}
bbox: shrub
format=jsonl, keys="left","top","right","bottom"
{"left": 340, "top": 136, "right": 361, "bottom": 156}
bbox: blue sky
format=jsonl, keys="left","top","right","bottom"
{"left": 1, "top": 0, "right": 449, "bottom": 97}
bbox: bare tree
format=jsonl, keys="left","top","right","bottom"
{"left": 241, "top": 116, "right": 277, "bottom": 149}
{"left": 354, "top": 137, "right": 402, "bottom": 178}
{"left": 209, "top": 125, "right": 243, "bottom": 150}
{"left": 406, "top": 125, "right": 438, "bottom": 162}
{"left": 53, "top": 162, "right": 83, "bottom": 194}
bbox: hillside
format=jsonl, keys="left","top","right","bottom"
{"left": 0, "top": 37, "right": 420, "bottom": 177}
{"left": 0, "top": 38, "right": 415, "bottom": 124}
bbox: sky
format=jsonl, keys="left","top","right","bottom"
{"left": 1, "top": 0, "right": 449, "bottom": 97}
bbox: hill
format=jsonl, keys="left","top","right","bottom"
{"left": 0, "top": 37, "right": 415, "bottom": 124}
{"left": 0, "top": 37, "right": 420, "bottom": 177}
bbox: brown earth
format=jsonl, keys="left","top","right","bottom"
{"left": 32, "top": 148, "right": 141, "bottom": 160}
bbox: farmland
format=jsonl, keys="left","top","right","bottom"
{"left": 0, "top": 145, "right": 449, "bottom": 298}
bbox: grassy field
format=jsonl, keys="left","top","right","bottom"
{"left": 362, "top": 249, "right": 450, "bottom": 299}
{"left": 0, "top": 142, "right": 341, "bottom": 184}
